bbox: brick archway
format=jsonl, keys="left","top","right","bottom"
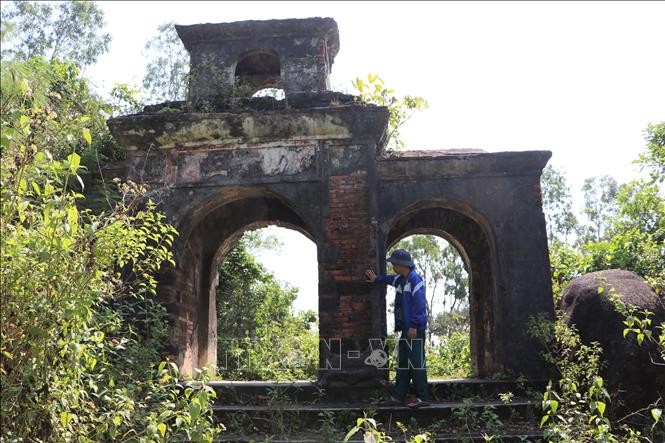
{"left": 108, "top": 17, "right": 555, "bottom": 386}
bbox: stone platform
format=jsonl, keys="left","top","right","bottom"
{"left": 208, "top": 379, "right": 546, "bottom": 442}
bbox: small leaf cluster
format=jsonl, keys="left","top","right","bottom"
{"left": 343, "top": 414, "right": 431, "bottom": 442}
{"left": 352, "top": 73, "right": 428, "bottom": 152}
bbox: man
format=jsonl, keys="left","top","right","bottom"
{"left": 365, "top": 248, "right": 430, "bottom": 408}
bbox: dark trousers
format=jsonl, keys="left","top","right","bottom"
{"left": 394, "top": 330, "right": 428, "bottom": 401}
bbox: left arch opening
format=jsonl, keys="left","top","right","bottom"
{"left": 163, "top": 192, "right": 319, "bottom": 377}
{"left": 215, "top": 226, "right": 318, "bottom": 381}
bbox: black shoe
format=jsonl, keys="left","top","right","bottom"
{"left": 379, "top": 396, "right": 403, "bottom": 406}
{"left": 407, "top": 398, "right": 430, "bottom": 408}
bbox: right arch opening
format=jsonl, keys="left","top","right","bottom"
{"left": 387, "top": 234, "right": 471, "bottom": 379}
{"left": 387, "top": 205, "right": 497, "bottom": 377}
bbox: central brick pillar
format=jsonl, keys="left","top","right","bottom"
{"left": 318, "top": 142, "right": 386, "bottom": 388}
{"left": 324, "top": 171, "right": 372, "bottom": 337}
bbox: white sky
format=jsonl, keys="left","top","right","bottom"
{"left": 83, "top": 1, "right": 664, "bottom": 314}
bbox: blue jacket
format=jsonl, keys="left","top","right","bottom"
{"left": 376, "top": 269, "right": 428, "bottom": 333}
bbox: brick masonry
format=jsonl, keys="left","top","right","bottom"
{"left": 107, "top": 17, "right": 555, "bottom": 388}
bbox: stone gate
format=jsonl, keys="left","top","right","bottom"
{"left": 108, "top": 17, "right": 554, "bottom": 387}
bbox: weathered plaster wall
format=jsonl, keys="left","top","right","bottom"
{"left": 109, "top": 99, "right": 554, "bottom": 384}
{"left": 107, "top": 17, "right": 555, "bottom": 389}
{"left": 175, "top": 18, "right": 339, "bottom": 105}
{"left": 377, "top": 150, "right": 554, "bottom": 377}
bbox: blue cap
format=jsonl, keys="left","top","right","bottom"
{"left": 386, "top": 249, "right": 415, "bottom": 268}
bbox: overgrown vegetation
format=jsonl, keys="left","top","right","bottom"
{"left": 352, "top": 73, "right": 428, "bottom": 152}
{"left": 344, "top": 415, "right": 431, "bottom": 443}
{"left": 0, "top": 3, "right": 222, "bottom": 441}
{"left": 533, "top": 122, "right": 665, "bottom": 441}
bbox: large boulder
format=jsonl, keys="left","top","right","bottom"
{"left": 559, "top": 269, "right": 665, "bottom": 410}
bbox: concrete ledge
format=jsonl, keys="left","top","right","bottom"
{"left": 108, "top": 105, "right": 388, "bottom": 151}
{"left": 378, "top": 150, "right": 552, "bottom": 180}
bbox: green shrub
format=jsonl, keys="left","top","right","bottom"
{"left": 427, "top": 331, "right": 472, "bottom": 379}
{"left": 529, "top": 316, "right": 664, "bottom": 442}
{"left": 1, "top": 59, "right": 222, "bottom": 441}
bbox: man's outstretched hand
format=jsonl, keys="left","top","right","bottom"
{"left": 365, "top": 269, "right": 377, "bottom": 282}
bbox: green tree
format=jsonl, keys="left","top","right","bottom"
{"left": 1, "top": 56, "right": 126, "bottom": 215}
{"left": 583, "top": 180, "right": 665, "bottom": 295}
{"left": 216, "top": 240, "right": 295, "bottom": 340}
{"left": 142, "top": 22, "right": 189, "bottom": 104}
{"left": 578, "top": 175, "right": 619, "bottom": 244}
{"left": 109, "top": 82, "right": 143, "bottom": 116}
{"left": 243, "top": 228, "right": 284, "bottom": 253}
{"left": 352, "top": 73, "right": 428, "bottom": 151}
{"left": 431, "top": 307, "right": 469, "bottom": 337}
{"left": 636, "top": 122, "right": 665, "bottom": 184}
{"left": 541, "top": 164, "right": 579, "bottom": 243}
{"left": 1, "top": 57, "right": 119, "bottom": 160}
{"left": 1, "top": 0, "right": 111, "bottom": 68}
{"left": 439, "top": 243, "right": 469, "bottom": 315}
{"left": 216, "top": 237, "right": 318, "bottom": 380}
{"left": 571, "top": 125, "right": 665, "bottom": 295}
{"left": 548, "top": 239, "right": 588, "bottom": 302}
{"left": 547, "top": 123, "right": 665, "bottom": 299}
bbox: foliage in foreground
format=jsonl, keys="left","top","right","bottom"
{"left": 529, "top": 315, "right": 664, "bottom": 442}
{"left": 427, "top": 330, "right": 472, "bottom": 379}
{"left": 0, "top": 57, "right": 222, "bottom": 441}
{"left": 344, "top": 415, "right": 431, "bottom": 443}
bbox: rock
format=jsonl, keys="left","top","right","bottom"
{"left": 559, "top": 269, "right": 665, "bottom": 411}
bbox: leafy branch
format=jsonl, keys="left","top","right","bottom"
{"left": 352, "top": 73, "right": 428, "bottom": 152}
